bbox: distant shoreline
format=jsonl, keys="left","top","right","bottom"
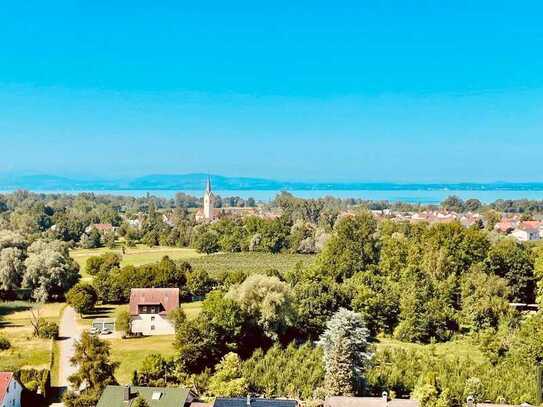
{"left": 3, "top": 188, "right": 543, "bottom": 204}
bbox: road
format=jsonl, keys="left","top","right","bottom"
{"left": 57, "top": 306, "right": 82, "bottom": 388}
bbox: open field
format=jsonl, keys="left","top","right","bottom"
{"left": 375, "top": 336, "right": 487, "bottom": 364}
{"left": 188, "top": 252, "right": 317, "bottom": 277}
{"left": 109, "top": 335, "right": 176, "bottom": 384}
{"left": 70, "top": 245, "right": 203, "bottom": 280}
{"left": 0, "top": 301, "right": 65, "bottom": 371}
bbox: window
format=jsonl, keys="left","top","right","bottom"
{"left": 151, "top": 316, "right": 155, "bottom": 321}
{"left": 151, "top": 325, "right": 155, "bottom": 330}
{"left": 142, "top": 306, "right": 147, "bottom": 313}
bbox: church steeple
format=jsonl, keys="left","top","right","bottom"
{"left": 203, "top": 175, "right": 215, "bottom": 220}
{"left": 205, "top": 176, "right": 212, "bottom": 193}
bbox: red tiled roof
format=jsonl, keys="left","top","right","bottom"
{"left": 129, "top": 288, "right": 179, "bottom": 316}
{"left": 519, "top": 221, "right": 541, "bottom": 231}
{"left": 0, "top": 372, "right": 14, "bottom": 404}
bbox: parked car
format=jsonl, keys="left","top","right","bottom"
{"left": 100, "top": 328, "right": 112, "bottom": 335}
{"left": 90, "top": 327, "right": 99, "bottom": 335}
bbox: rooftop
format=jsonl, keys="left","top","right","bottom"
{"left": 96, "top": 385, "right": 192, "bottom": 407}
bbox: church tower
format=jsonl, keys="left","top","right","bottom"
{"left": 203, "top": 176, "right": 215, "bottom": 220}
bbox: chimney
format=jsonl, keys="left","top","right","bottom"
{"left": 247, "top": 395, "right": 251, "bottom": 407}
{"left": 466, "top": 396, "right": 474, "bottom": 407}
{"left": 123, "top": 385, "right": 131, "bottom": 402}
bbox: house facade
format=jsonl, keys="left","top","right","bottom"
{"left": 129, "top": 288, "right": 179, "bottom": 336}
{"left": 0, "top": 372, "right": 23, "bottom": 407}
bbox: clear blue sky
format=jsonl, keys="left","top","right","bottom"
{"left": 1, "top": 1, "right": 543, "bottom": 182}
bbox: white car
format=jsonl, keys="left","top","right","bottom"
{"left": 100, "top": 328, "right": 112, "bottom": 335}
{"left": 90, "top": 327, "right": 99, "bottom": 335}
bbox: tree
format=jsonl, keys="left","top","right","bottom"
{"left": 0, "top": 247, "right": 25, "bottom": 291}
{"left": 460, "top": 266, "right": 510, "bottom": 330}
{"left": 226, "top": 274, "right": 295, "bottom": 339}
{"left": 23, "top": 240, "right": 80, "bottom": 301}
{"left": 186, "top": 268, "right": 214, "bottom": 297}
{"left": 116, "top": 309, "right": 132, "bottom": 336}
{"left": 85, "top": 252, "right": 121, "bottom": 276}
{"left": 66, "top": 284, "right": 98, "bottom": 315}
{"left": 484, "top": 239, "right": 535, "bottom": 303}
{"left": 441, "top": 195, "right": 465, "bottom": 213}
{"left": 194, "top": 230, "right": 220, "bottom": 254}
{"left": 208, "top": 353, "right": 248, "bottom": 397}
{"left": 316, "top": 212, "right": 379, "bottom": 282}
{"left": 64, "top": 331, "right": 118, "bottom": 406}
{"left": 318, "top": 308, "right": 372, "bottom": 396}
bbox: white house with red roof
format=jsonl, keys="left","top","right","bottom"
{"left": 129, "top": 288, "right": 179, "bottom": 336}
{"left": 512, "top": 221, "right": 542, "bottom": 242}
{"left": 0, "top": 372, "right": 22, "bottom": 407}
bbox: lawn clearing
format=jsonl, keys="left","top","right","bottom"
{"left": 0, "top": 301, "right": 65, "bottom": 371}
{"left": 109, "top": 335, "right": 176, "bottom": 384}
{"left": 188, "top": 252, "right": 316, "bottom": 278}
{"left": 70, "top": 245, "right": 203, "bottom": 281}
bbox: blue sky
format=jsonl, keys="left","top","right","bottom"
{"left": 1, "top": 1, "right": 543, "bottom": 182}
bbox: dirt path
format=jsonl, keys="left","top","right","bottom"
{"left": 57, "top": 306, "right": 82, "bottom": 388}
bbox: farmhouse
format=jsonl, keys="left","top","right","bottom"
{"left": 0, "top": 372, "right": 23, "bottom": 407}
{"left": 97, "top": 385, "right": 196, "bottom": 407}
{"left": 129, "top": 288, "right": 179, "bottom": 336}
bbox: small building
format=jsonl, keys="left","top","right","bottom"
{"left": 214, "top": 397, "right": 298, "bottom": 407}
{"left": 97, "top": 385, "right": 196, "bottom": 407}
{"left": 129, "top": 288, "right": 179, "bottom": 336}
{"left": 92, "top": 318, "right": 115, "bottom": 332}
{"left": 325, "top": 396, "right": 419, "bottom": 407}
{"left": 511, "top": 222, "right": 541, "bottom": 242}
{"left": 0, "top": 372, "right": 23, "bottom": 407}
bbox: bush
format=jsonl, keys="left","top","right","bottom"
{"left": 38, "top": 321, "right": 59, "bottom": 339}
{"left": 0, "top": 335, "right": 11, "bottom": 350}
{"left": 66, "top": 283, "right": 98, "bottom": 315}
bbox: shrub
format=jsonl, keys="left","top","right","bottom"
{"left": 38, "top": 321, "right": 59, "bottom": 339}
{"left": 0, "top": 335, "right": 11, "bottom": 350}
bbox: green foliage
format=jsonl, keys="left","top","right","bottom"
{"left": 135, "top": 353, "right": 176, "bottom": 386}
{"left": 68, "top": 331, "right": 118, "bottom": 392}
{"left": 37, "top": 320, "right": 59, "bottom": 339}
{"left": 226, "top": 274, "right": 295, "bottom": 339}
{"left": 318, "top": 308, "right": 372, "bottom": 396}
{"left": 85, "top": 252, "right": 121, "bottom": 276}
{"left": 484, "top": 239, "right": 535, "bottom": 303}
{"left": 66, "top": 283, "right": 98, "bottom": 315}
{"left": 132, "top": 396, "right": 151, "bottom": 407}
{"left": 316, "top": 212, "right": 379, "bottom": 282}
{"left": 193, "top": 230, "right": 220, "bottom": 254}
{"left": 460, "top": 265, "right": 510, "bottom": 330}
{"left": 0, "top": 335, "right": 11, "bottom": 350}
{"left": 208, "top": 352, "right": 248, "bottom": 397}
{"left": 186, "top": 268, "right": 215, "bottom": 297}
{"left": 243, "top": 343, "right": 324, "bottom": 400}
{"left": 116, "top": 309, "right": 131, "bottom": 335}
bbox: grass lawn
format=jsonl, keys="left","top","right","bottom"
{"left": 70, "top": 245, "right": 203, "bottom": 281}
{"left": 109, "top": 335, "right": 176, "bottom": 384}
{"left": 375, "top": 336, "right": 487, "bottom": 364}
{"left": 0, "top": 301, "right": 65, "bottom": 371}
{"left": 188, "top": 252, "right": 316, "bottom": 278}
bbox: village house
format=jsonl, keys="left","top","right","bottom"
{"left": 511, "top": 221, "right": 542, "bottom": 242}
{"left": 97, "top": 385, "right": 196, "bottom": 407}
{"left": 129, "top": 288, "right": 179, "bottom": 336}
{"left": 0, "top": 372, "right": 23, "bottom": 407}
{"left": 214, "top": 397, "right": 298, "bottom": 407}
{"left": 325, "top": 395, "right": 419, "bottom": 407}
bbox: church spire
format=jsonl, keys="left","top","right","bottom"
{"left": 205, "top": 176, "right": 212, "bottom": 193}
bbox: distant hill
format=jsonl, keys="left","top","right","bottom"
{"left": 1, "top": 173, "right": 543, "bottom": 192}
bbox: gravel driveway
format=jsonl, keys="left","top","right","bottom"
{"left": 57, "top": 306, "right": 82, "bottom": 388}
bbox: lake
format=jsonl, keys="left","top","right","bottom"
{"left": 4, "top": 189, "right": 543, "bottom": 204}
